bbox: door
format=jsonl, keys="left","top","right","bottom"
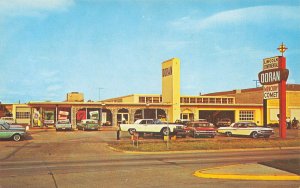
{"left": 117, "top": 113, "right": 129, "bottom": 124}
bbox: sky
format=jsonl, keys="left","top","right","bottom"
{"left": 0, "top": 0, "right": 299, "bottom": 103}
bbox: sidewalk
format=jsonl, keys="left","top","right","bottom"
{"left": 194, "top": 162, "right": 300, "bottom": 181}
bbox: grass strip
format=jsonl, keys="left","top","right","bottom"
{"left": 108, "top": 138, "right": 300, "bottom": 152}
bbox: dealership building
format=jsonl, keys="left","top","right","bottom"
{"left": 1, "top": 58, "right": 300, "bottom": 128}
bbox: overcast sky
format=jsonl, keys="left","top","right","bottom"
{"left": 0, "top": 0, "right": 299, "bottom": 103}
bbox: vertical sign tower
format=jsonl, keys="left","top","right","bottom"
{"left": 278, "top": 43, "right": 288, "bottom": 138}
{"left": 162, "top": 58, "right": 181, "bottom": 122}
{"left": 258, "top": 43, "right": 288, "bottom": 139}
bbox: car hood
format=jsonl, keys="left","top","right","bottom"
{"left": 195, "top": 127, "right": 216, "bottom": 131}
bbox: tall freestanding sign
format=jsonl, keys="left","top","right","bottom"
{"left": 258, "top": 43, "right": 289, "bottom": 139}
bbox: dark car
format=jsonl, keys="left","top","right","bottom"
{"left": 216, "top": 118, "right": 232, "bottom": 127}
{"left": 184, "top": 121, "right": 216, "bottom": 138}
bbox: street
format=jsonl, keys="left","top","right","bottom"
{"left": 0, "top": 130, "right": 299, "bottom": 188}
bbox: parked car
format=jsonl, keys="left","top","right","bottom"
{"left": 77, "top": 119, "right": 100, "bottom": 131}
{"left": 217, "top": 121, "right": 274, "bottom": 138}
{"left": 184, "top": 120, "right": 217, "bottom": 138}
{"left": 120, "top": 119, "right": 183, "bottom": 136}
{"left": 55, "top": 119, "right": 72, "bottom": 131}
{"left": 0, "top": 117, "right": 15, "bottom": 124}
{"left": 0, "top": 120, "right": 28, "bottom": 141}
{"left": 174, "top": 119, "right": 191, "bottom": 126}
{"left": 216, "top": 118, "right": 232, "bottom": 127}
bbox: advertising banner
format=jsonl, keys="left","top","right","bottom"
{"left": 58, "top": 111, "right": 69, "bottom": 120}
{"left": 89, "top": 111, "right": 99, "bottom": 120}
{"left": 44, "top": 111, "right": 55, "bottom": 124}
{"left": 76, "top": 110, "right": 86, "bottom": 121}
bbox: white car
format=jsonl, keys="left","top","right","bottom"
{"left": 120, "top": 119, "right": 183, "bottom": 136}
{"left": 217, "top": 121, "right": 274, "bottom": 138}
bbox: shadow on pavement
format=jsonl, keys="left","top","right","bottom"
{"left": 259, "top": 158, "right": 300, "bottom": 175}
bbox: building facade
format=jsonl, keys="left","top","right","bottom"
{"left": 1, "top": 58, "right": 299, "bottom": 128}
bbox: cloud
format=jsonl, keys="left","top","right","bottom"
{"left": 0, "top": 0, "right": 74, "bottom": 17}
{"left": 170, "top": 6, "right": 300, "bottom": 32}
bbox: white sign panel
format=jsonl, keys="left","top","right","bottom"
{"left": 263, "top": 56, "right": 279, "bottom": 70}
{"left": 263, "top": 56, "right": 279, "bottom": 100}
{"left": 263, "top": 84, "right": 279, "bottom": 99}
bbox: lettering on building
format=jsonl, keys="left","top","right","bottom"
{"left": 162, "top": 67, "right": 172, "bottom": 77}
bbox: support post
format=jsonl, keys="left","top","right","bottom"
{"left": 279, "top": 56, "right": 287, "bottom": 139}
{"left": 263, "top": 99, "right": 268, "bottom": 127}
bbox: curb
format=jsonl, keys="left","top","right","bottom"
{"left": 194, "top": 164, "right": 300, "bottom": 181}
{"left": 113, "top": 146, "right": 300, "bottom": 155}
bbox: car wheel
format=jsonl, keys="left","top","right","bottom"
{"left": 226, "top": 132, "right": 232, "bottom": 137}
{"left": 161, "top": 128, "right": 170, "bottom": 136}
{"left": 128, "top": 128, "right": 136, "bottom": 135}
{"left": 251, "top": 132, "right": 259, "bottom": 138}
{"left": 13, "top": 134, "right": 21, "bottom": 141}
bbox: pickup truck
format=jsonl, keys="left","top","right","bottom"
{"left": 120, "top": 119, "right": 184, "bottom": 136}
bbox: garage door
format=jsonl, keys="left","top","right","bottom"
{"left": 290, "top": 109, "right": 300, "bottom": 120}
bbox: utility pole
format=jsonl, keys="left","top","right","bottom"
{"left": 252, "top": 80, "right": 260, "bottom": 88}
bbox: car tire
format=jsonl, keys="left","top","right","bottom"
{"left": 161, "top": 128, "right": 170, "bottom": 136}
{"left": 251, "top": 132, "right": 259, "bottom": 138}
{"left": 226, "top": 132, "right": 232, "bottom": 137}
{"left": 13, "top": 134, "right": 21, "bottom": 141}
{"left": 128, "top": 128, "right": 136, "bottom": 135}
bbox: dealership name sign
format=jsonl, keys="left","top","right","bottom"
{"left": 258, "top": 56, "right": 289, "bottom": 100}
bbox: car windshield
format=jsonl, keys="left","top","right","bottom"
{"left": 57, "top": 120, "right": 70, "bottom": 124}
{"left": 193, "top": 123, "right": 209, "bottom": 127}
{"left": 247, "top": 123, "right": 258, "bottom": 127}
{"left": 86, "top": 120, "right": 97, "bottom": 124}
{"left": 1, "top": 122, "right": 10, "bottom": 129}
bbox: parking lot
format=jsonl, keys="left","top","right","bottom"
{"left": 1, "top": 126, "right": 298, "bottom": 144}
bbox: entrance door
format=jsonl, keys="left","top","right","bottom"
{"left": 117, "top": 113, "right": 129, "bottom": 124}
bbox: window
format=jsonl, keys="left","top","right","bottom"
{"left": 228, "top": 98, "right": 234, "bottom": 104}
{"left": 222, "top": 98, "right": 228, "bottom": 104}
{"left": 183, "top": 98, "right": 189, "bottom": 103}
{"left": 190, "top": 98, "right": 196, "bottom": 103}
{"left": 203, "top": 98, "right": 208, "bottom": 103}
{"left": 139, "top": 97, "right": 145, "bottom": 103}
{"left": 239, "top": 111, "right": 254, "bottom": 121}
{"left": 16, "top": 112, "right": 30, "bottom": 119}
{"left": 146, "top": 97, "right": 152, "bottom": 103}
{"left": 153, "top": 97, "right": 159, "bottom": 103}
{"left": 216, "top": 98, "right": 221, "bottom": 104}
{"left": 209, "top": 98, "right": 216, "bottom": 103}
{"left": 197, "top": 98, "right": 203, "bottom": 103}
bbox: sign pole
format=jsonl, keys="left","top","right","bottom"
{"left": 279, "top": 56, "right": 287, "bottom": 138}
{"left": 259, "top": 43, "right": 288, "bottom": 139}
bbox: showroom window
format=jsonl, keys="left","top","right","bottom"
{"left": 239, "top": 110, "right": 254, "bottom": 121}
{"left": 16, "top": 112, "right": 30, "bottom": 119}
